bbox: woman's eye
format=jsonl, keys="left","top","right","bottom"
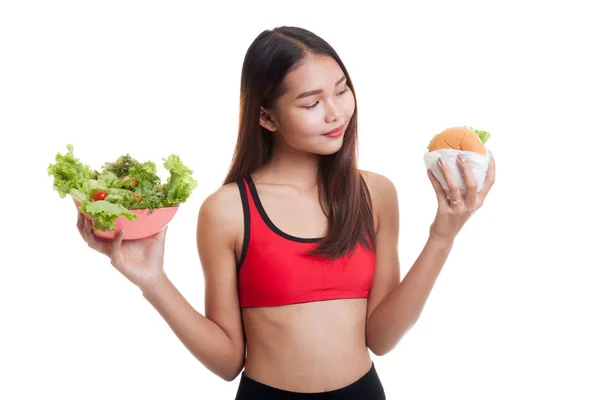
{"left": 303, "top": 88, "right": 348, "bottom": 109}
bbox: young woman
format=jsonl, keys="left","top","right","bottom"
{"left": 76, "top": 26, "right": 495, "bottom": 399}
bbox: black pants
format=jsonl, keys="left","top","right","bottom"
{"left": 234, "top": 362, "right": 386, "bottom": 399}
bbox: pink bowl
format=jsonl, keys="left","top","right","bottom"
{"left": 73, "top": 198, "right": 178, "bottom": 240}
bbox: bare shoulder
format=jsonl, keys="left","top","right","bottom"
{"left": 197, "top": 182, "right": 244, "bottom": 249}
{"left": 200, "top": 182, "right": 243, "bottom": 220}
{"left": 359, "top": 170, "right": 398, "bottom": 232}
{"left": 359, "top": 170, "right": 398, "bottom": 206}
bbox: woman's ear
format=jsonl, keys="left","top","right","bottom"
{"left": 259, "top": 107, "right": 277, "bottom": 132}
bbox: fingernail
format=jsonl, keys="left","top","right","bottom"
{"left": 438, "top": 158, "right": 446, "bottom": 166}
{"left": 489, "top": 150, "right": 494, "bottom": 159}
{"left": 457, "top": 154, "right": 465, "bottom": 163}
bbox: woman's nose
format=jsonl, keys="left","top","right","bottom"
{"left": 325, "top": 104, "right": 343, "bottom": 123}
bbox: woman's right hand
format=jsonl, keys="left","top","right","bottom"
{"left": 77, "top": 212, "right": 168, "bottom": 293}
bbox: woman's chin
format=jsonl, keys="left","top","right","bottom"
{"left": 311, "top": 137, "right": 344, "bottom": 155}
{"left": 313, "top": 145, "right": 343, "bottom": 156}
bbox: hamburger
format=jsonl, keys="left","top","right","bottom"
{"left": 424, "top": 126, "right": 492, "bottom": 193}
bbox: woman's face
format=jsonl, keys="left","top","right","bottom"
{"left": 260, "top": 55, "right": 356, "bottom": 156}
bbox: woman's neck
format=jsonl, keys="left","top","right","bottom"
{"left": 257, "top": 140, "right": 320, "bottom": 189}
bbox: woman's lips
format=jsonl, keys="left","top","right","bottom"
{"left": 323, "top": 126, "right": 344, "bottom": 138}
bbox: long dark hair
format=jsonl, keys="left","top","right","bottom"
{"left": 223, "top": 26, "right": 375, "bottom": 259}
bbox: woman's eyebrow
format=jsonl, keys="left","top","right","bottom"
{"left": 295, "top": 76, "right": 347, "bottom": 100}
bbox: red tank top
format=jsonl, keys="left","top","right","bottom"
{"left": 236, "top": 177, "right": 376, "bottom": 308}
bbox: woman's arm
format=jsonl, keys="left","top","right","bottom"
{"left": 142, "top": 184, "right": 246, "bottom": 381}
{"left": 362, "top": 171, "right": 454, "bottom": 356}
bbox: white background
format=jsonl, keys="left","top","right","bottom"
{"left": 1, "top": 0, "right": 598, "bottom": 399}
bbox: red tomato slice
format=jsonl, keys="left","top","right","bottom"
{"left": 132, "top": 192, "right": 143, "bottom": 202}
{"left": 120, "top": 176, "right": 137, "bottom": 187}
{"left": 92, "top": 191, "right": 108, "bottom": 201}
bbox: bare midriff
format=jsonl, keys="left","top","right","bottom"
{"left": 241, "top": 297, "right": 373, "bottom": 393}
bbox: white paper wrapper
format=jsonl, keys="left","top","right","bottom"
{"left": 423, "top": 149, "right": 491, "bottom": 193}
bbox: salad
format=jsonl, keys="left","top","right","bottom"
{"left": 48, "top": 144, "right": 198, "bottom": 232}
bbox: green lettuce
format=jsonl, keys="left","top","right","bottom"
{"left": 69, "top": 188, "right": 89, "bottom": 203}
{"left": 80, "top": 200, "right": 137, "bottom": 232}
{"left": 47, "top": 144, "right": 94, "bottom": 198}
{"left": 101, "top": 154, "right": 139, "bottom": 178}
{"left": 162, "top": 154, "right": 198, "bottom": 207}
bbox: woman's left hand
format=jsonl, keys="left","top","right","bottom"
{"left": 427, "top": 154, "right": 496, "bottom": 242}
